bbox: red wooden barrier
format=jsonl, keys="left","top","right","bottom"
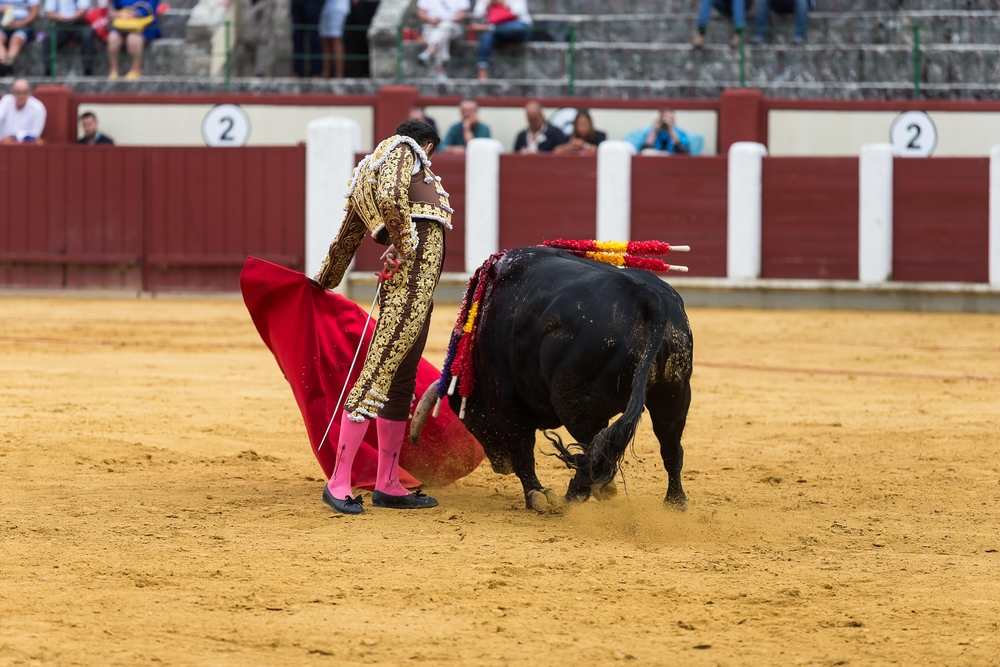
{"left": 0, "top": 145, "right": 144, "bottom": 289}
{"left": 893, "top": 158, "right": 989, "bottom": 283}
{"left": 762, "top": 157, "right": 859, "bottom": 280}
{"left": 144, "top": 147, "right": 305, "bottom": 292}
{"left": 498, "top": 154, "right": 597, "bottom": 250}
{"left": 631, "top": 156, "right": 728, "bottom": 278}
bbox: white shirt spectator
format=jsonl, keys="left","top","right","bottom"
{"left": 472, "top": 0, "right": 532, "bottom": 24}
{"left": 43, "top": 0, "right": 91, "bottom": 18}
{"left": 0, "top": 94, "right": 47, "bottom": 142}
{"left": 6, "top": 0, "right": 41, "bottom": 21}
{"left": 416, "top": 0, "right": 470, "bottom": 22}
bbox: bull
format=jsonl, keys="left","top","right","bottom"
{"left": 410, "top": 246, "right": 693, "bottom": 511}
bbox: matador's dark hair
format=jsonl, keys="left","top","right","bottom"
{"left": 395, "top": 119, "right": 441, "bottom": 153}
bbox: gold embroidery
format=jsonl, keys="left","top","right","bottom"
{"left": 316, "top": 206, "right": 367, "bottom": 289}
{"left": 344, "top": 223, "right": 445, "bottom": 421}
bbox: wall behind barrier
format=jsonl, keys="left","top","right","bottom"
{"left": 762, "top": 157, "right": 859, "bottom": 280}
{"left": 0, "top": 145, "right": 303, "bottom": 291}
{"left": 631, "top": 156, "right": 728, "bottom": 278}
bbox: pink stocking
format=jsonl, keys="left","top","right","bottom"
{"left": 326, "top": 411, "right": 368, "bottom": 500}
{"left": 376, "top": 418, "right": 411, "bottom": 496}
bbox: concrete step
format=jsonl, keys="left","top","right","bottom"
{"left": 530, "top": 0, "right": 1000, "bottom": 13}
{"left": 400, "top": 39, "right": 1000, "bottom": 86}
{"left": 9, "top": 38, "right": 213, "bottom": 78}
{"left": 160, "top": 9, "right": 192, "bottom": 40}
{"left": 529, "top": 11, "right": 1000, "bottom": 45}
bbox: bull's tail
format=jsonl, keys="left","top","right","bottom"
{"left": 569, "top": 296, "right": 669, "bottom": 498}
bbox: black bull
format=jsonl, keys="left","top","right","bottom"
{"left": 411, "top": 246, "right": 693, "bottom": 511}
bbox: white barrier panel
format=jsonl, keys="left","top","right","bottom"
{"left": 596, "top": 140, "right": 636, "bottom": 242}
{"left": 465, "top": 138, "right": 504, "bottom": 273}
{"left": 991, "top": 145, "right": 1000, "bottom": 287}
{"left": 858, "top": 144, "right": 895, "bottom": 284}
{"left": 306, "top": 116, "right": 362, "bottom": 291}
{"left": 727, "top": 142, "right": 768, "bottom": 280}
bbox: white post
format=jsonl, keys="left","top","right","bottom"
{"left": 727, "top": 141, "right": 767, "bottom": 280}
{"left": 465, "top": 138, "right": 504, "bottom": 273}
{"left": 306, "top": 116, "right": 361, "bottom": 290}
{"left": 990, "top": 145, "right": 1000, "bottom": 287}
{"left": 596, "top": 140, "right": 635, "bottom": 242}
{"left": 858, "top": 143, "right": 895, "bottom": 284}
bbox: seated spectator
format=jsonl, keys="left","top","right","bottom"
{"left": 107, "top": 0, "right": 161, "bottom": 79}
{"left": 0, "top": 78, "right": 46, "bottom": 143}
{"left": 471, "top": 0, "right": 531, "bottom": 82}
{"left": 0, "top": 0, "right": 40, "bottom": 75}
{"left": 441, "top": 98, "right": 490, "bottom": 153}
{"left": 752, "top": 0, "right": 808, "bottom": 44}
{"left": 76, "top": 111, "right": 114, "bottom": 144}
{"left": 319, "top": 0, "right": 350, "bottom": 78}
{"left": 409, "top": 106, "right": 438, "bottom": 134}
{"left": 513, "top": 100, "right": 567, "bottom": 154}
{"left": 693, "top": 0, "right": 746, "bottom": 49}
{"left": 627, "top": 109, "right": 691, "bottom": 155}
{"left": 41, "top": 0, "right": 95, "bottom": 76}
{"left": 552, "top": 109, "right": 605, "bottom": 155}
{"left": 416, "top": 0, "right": 469, "bottom": 82}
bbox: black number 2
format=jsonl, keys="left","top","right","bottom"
{"left": 906, "top": 123, "right": 921, "bottom": 149}
{"left": 219, "top": 116, "right": 235, "bottom": 141}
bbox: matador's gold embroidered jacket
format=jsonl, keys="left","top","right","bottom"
{"left": 316, "top": 135, "right": 453, "bottom": 289}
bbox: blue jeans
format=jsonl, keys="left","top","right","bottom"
{"left": 755, "top": 0, "right": 808, "bottom": 39}
{"left": 697, "top": 0, "right": 746, "bottom": 31}
{"left": 476, "top": 21, "right": 530, "bottom": 69}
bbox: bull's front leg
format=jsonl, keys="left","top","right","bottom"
{"left": 506, "top": 432, "right": 561, "bottom": 513}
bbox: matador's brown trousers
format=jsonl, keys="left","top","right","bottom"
{"left": 344, "top": 219, "right": 445, "bottom": 423}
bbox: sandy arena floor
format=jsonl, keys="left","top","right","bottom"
{"left": 1, "top": 295, "right": 999, "bottom": 666}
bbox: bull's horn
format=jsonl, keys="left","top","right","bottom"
{"left": 409, "top": 384, "right": 439, "bottom": 445}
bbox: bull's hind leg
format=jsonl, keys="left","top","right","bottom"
{"left": 646, "top": 381, "right": 692, "bottom": 510}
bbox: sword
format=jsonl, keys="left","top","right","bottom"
{"left": 317, "top": 257, "right": 400, "bottom": 451}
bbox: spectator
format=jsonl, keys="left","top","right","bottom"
{"left": 319, "top": 0, "right": 350, "bottom": 78}
{"left": 416, "top": 0, "right": 469, "bottom": 82}
{"left": 552, "top": 109, "right": 604, "bottom": 155}
{"left": 409, "top": 106, "right": 438, "bottom": 134}
{"left": 290, "top": 0, "right": 324, "bottom": 77}
{"left": 0, "top": 0, "right": 40, "bottom": 74}
{"left": 41, "top": 0, "right": 95, "bottom": 76}
{"left": 107, "top": 0, "right": 161, "bottom": 79}
{"left": 0, "top": 79, "right": 46, "bottom": 143}
{"left": 629, "top": 109, "right": 691, "bottom": 155}
{"left": 693, "top": 0, "right": 745, "bottom": 49}
{"left": 752, "top": 0, "right": 809, "bottom": 44}
{"left": 440, "top": 98, "right": 490, "bottom": 153}
{"left": 471, "top": 0, "right": 531, "bottom": 82}
{"left": 76, "top": 111, "right": 114, "bottom": 144}
{"left": 513, "top": 100, "right": 567, "bottom": 153}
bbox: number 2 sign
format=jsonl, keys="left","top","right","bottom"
{"left": 890, "top": 110, "right": 936, "bottom": 158}
{"left": 202, "top": 104, "right": 251, "bottom": 147}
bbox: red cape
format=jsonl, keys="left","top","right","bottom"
{"left": 240, "top": 257, "right": 484, "bottom": 489}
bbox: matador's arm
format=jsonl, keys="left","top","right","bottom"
{"left": 315, "top": 205, "right": 367, "bottom": 290}
{"left": 375, "top": 143, "right": 419, "bottom": 257}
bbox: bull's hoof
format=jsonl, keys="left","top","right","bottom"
{"left": 526, "top": 488, "right": 562, "bottom": 514}
{"left": 664, "top": 491, "right": 689, "bottom": 511}
{"left": 592, "top": 481, "right": 618, "bottom": 502}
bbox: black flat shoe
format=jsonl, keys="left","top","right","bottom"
{"left": 371, "top": 489, "right": 439, "bottom": 509}
{"left": 322, "top": 486, "right": 365, "bottom": 515}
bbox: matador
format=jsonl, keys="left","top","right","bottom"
{"left": 315, "top": 120, "right": 451, "bottom": 515}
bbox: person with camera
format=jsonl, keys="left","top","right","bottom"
{"left": 635, "top": 109, "right": 691, "bottom": 155}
